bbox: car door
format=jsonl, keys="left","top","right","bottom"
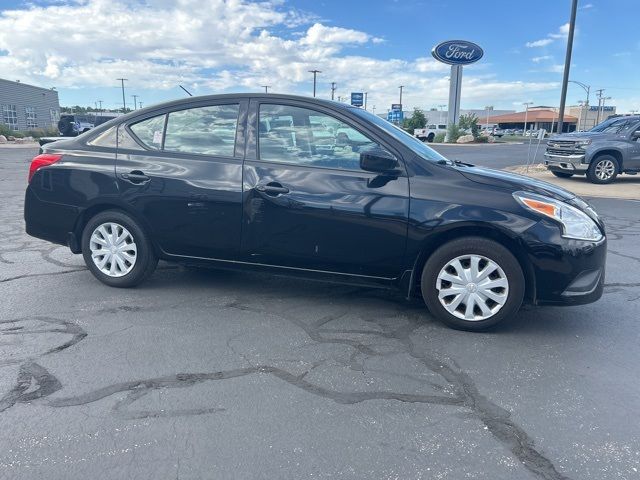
{"left": 241, "top": 99, "right": 409, "bottom": 279}
{"left": 626, "top": 121, "right": 640, "bottom": 169}
{"left": 115, "top": 100, "right": 247, "bottom": 259}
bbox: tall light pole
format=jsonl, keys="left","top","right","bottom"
{"left": 485, "top": 105, "right": 493, "bottom": 129}
{"left": 398, "top": 85, "right": 404, "bottom": 106}
{"left": 523, "top": 102, "right": 533, "bottom": 133}
{"left": 132, "top": 94, "right": 138, "bottom": 110}
{"left": 97, "top": 100, "right": 103, "bottom": 117}
{"left": 600, "top": 95, "right": 611, "bottom": 123}
{"left": 261, "top": 85, "right": 270, "bottom": 93}
{"left": 557, "top": 0, "right": 578, "bottom": 134}
{"left": 438, "top": 104, "right": 446, "bottom": 125}
{"left": 595, "top": 89, "right": 605, "bottom": 124}
{"left": 117, "top": 78, "right": 128, "bottom": 113}
{"left": 569, "top": 80, "right": 590, "bottom": 131}
{"left": 330, "top": 82, "right": 337, "bottom": 100}
{"left": 309, "top": 70, "right": 321, "bottom": 97}
{"left": 364, "top": 92, "right": 368, "bottom": 110}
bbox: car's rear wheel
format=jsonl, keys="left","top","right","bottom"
{"left": 551, "top": 171, "right": 574, "bottom": 178}
{"left": 421, "top": 237, "right": 524, "bottom": 331}
{"left": 81, "top": 210, "right": 157, "bottom": 287}
{"left": 587, "top": 155, "right": 618, "bottom": 184}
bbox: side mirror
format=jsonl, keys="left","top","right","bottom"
{"left": 632, "top": 130, "right": 640, "bottom": 139}
{"left": 360, "top": 148, "right": 400, "bottom": 174}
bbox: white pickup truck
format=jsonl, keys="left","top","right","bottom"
{"left": 414, "top": 124, "right": 447, "bottom": 143}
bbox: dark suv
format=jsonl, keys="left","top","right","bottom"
{"left": 544, "top": 115, "right": 640, "bottom": 184}
{"left": 24, "top": 94, "right": 606, "bottom": 330}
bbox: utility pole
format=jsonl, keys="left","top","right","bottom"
{"left": 398, "top": 85, "right": 404, "bottom": 106}
{"left": 485, "top": 105, "right": 493, "bottom": 129}
{"left": 438, "top": 104, "right": 446, "bottom": 125}
{"left": 372, "top": 105, "right": 376, "bottom": 114}
{"left": 309, "top": 70, "right": 321, "bottom": 97}
{"left": 595, "top": 89, "right": 605, "bottom": 124}
{"left": 523, "top": 102, "right": 533, "bottom": 133}
{"left": 557, "top": 0, "right": 578, "bottom": 134}
{"left": 117, "top": 78, "right": 128, "bottom": 113}
{"left": 364, "top": 92, "right": 368, "bottom": 110}
{"left": 261, "top": 85, "right": 270, "bottom": 93}
{"left": 97, "top": 100, "right": 103, "bottom": 117}
{"left": 132, "top": 94, "right": 138, "bottom": 110}
{"left": 600, "top": 95, "right": 611, "bottom": 123}
{"left": 330, "top": 82, "right": 337, "bottom": 100}
{"left": 138, "top": 102, "right": 143, "bottom": 109}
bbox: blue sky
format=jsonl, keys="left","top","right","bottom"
{"left": 0, "top": 0, "right": 637, "bottom": 113}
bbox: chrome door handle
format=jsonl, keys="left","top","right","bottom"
{"left": 255, "top": 183, "right": 290, "bottom": 195}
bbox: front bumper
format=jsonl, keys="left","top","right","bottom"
{"left": 544, "top": 152, "right": 589, "bottom": 173}
{"left": 523, "top": 219, "right": 607, "bottom": 306}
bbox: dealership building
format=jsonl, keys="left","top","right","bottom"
{"left": 0, "top": 78, "right": 60, "bottom": 132}
{"left": 487, "top": 105, "right": 617, "bottom": 132}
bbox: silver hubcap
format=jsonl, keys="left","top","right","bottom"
{"left": 436, "top": 254, "right": 509, "bottom": 321}
{"left": 595, "top": 159, "right": 615, "bottom": 180}
{"left": 89, "top": 222, "right": 137, "bottom": 277}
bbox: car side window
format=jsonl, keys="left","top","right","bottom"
{"left": 130, "top": 114, "right": 166, "bottom": 150}
{"left": 258, "top": 104, "right": 393, "bottom": 171}
{"left": 164, "top": 104, "right": 239, "bottom": 156}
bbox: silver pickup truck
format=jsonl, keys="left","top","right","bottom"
{"left": 544, "top": 115, "right": 640, "bottom": 184}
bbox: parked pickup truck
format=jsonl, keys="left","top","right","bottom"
{"left": 544, "top": 115, "right": 640, "bottom": 184}
{"left": 414, "top": 124, "right": 447, "bottom": 143}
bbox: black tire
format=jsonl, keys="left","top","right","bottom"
{"left": 551, "top": 171, "right": 574, "bottom": 178}
{"left": 420, "top": 237, "right": 525, "bottom": 331}
{"left": 81, "top": 210, "right": 158, "bottom": 287}
{"left": 427, "top": 133, "right": 435, "bottom": 143}
{"left": 587, "top": 155, "right": 619, "bottom": 184}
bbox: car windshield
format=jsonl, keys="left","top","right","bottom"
{"left": 589, "top": 117, "right": 638, "bottom": 133}
{"left": 350, "top": 107, "right": 452, "bottom": 164}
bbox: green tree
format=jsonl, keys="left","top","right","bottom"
{"left": 402, "top": 108, "right": 427, "bottom": 133}
{"left": 459, "top": 113, "right": 480, "bottom": 139}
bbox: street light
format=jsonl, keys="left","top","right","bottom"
{"left": 569, "top": 80, "right": 590, "bottom": 131}
{"left": 308, "top": 70, "right": 321, "bottom": 97}
{"left": 438, "top": 104, "right": 446, "bottom": 125}
{"left": 261, "top": 85, "right": 270, "bottom": 93}
{"left": 523, "top": 102, "right": 533, "bottom": 133}
{"left": 484, "top": 105, "right": 493, "bottom": 130}
{"left": 398, "top": 86, "right": 404, "bottom": 106}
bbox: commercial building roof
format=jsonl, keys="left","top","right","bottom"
{"left": 487, "top": 109, "right": 578, "bottom": 124}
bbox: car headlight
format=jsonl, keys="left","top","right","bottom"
{"left": 513, "top": 192, "right": 603, "bottom": 241}
{"left": 575, "top": 139, "right": 591, "bottom": 148}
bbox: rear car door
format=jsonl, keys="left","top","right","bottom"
{"left": 241, "top": 100, "right": 409, "bottom": 279}
{"left": 115, "top": 100, "right": 247, "bottom": 259}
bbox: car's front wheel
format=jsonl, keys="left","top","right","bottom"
{"left": 421, "top": 237, "right": 525, "bottom": 331}
{"left": 81, "top": 210, "right": 157, "bottom": 287}
{"left": 587, "top": 155, "right": 618, "bottom": 184}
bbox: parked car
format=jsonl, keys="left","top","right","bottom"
{"left": 24, "top": 94, "right": 606, "bottom": 331}
{"left": 544, "top": 115, "right": 640, "bottom": 184}
{"left": 414, "top": 124, "right": 447, "bottom": 142}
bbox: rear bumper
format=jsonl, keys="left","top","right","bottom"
{"left": 544, "top": 153, "right": 589, "bottom": 173}
{"left": 24, "top": 186, "right": 79, "bottom": 248}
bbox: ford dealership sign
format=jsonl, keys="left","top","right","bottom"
{"left": 432, "top": 40, "right": 483, "bottom": 66}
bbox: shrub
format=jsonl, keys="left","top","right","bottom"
{"left": 434, "top": 132, "right": 446, "bottom": 143}
{"left": 475, "top": 136, "right": 489, "bottom": 143}
{"left": 446, "top": 124, "right": 462, "bottom": 143}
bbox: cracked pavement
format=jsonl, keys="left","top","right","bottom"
{"left": 1, "top": 146, "right": 639, "bottom": 479}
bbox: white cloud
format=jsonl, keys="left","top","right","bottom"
{"left": 532, "top": 55, "right": 553, "bottom": 63}
{"left": 580, "top": 3, "right": 594, "bottom": 10}
{"left": 526, "top": 24, "right": 570, "bottom": 48}
{"left": 526, "top": 38, "right": 554, "bottom": 48}
{"left": 0, "top": 0, "right": 561, "bottom": 110}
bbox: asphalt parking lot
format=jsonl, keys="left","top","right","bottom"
{"left": 1, "top": 146, "right": 639, "bottom": 480}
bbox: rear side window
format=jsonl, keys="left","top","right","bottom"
{"left": 164, "top": 104, "right": 239, "bottom": 156}
{"left": 130, "top": 115, "right": 166, "bottom": 150}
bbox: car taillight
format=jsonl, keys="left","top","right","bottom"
{"left": 28, "top": 154, "right": 63, "bottom": 183}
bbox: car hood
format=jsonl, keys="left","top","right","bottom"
{"left": 456, "top": 165, "right": 576, "bottom": 201}
{"left": 548, "top": 131, "right": 609, "bottom": 141}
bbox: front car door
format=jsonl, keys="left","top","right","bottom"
{"left": 115, "top": 99, "right": 247, "bottom": 259}
{"left": 241, "top": 99, "right": 410, "bottom": 279}
{"left": 626, "top": 121, "right": 640, "bottom": 169}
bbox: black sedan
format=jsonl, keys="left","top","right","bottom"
{"left": 24, "top": 94, "right": 606, "bottom": 330}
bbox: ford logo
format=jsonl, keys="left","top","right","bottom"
{"left": 432, "top": 40, "right": 484, "bottom": 66}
